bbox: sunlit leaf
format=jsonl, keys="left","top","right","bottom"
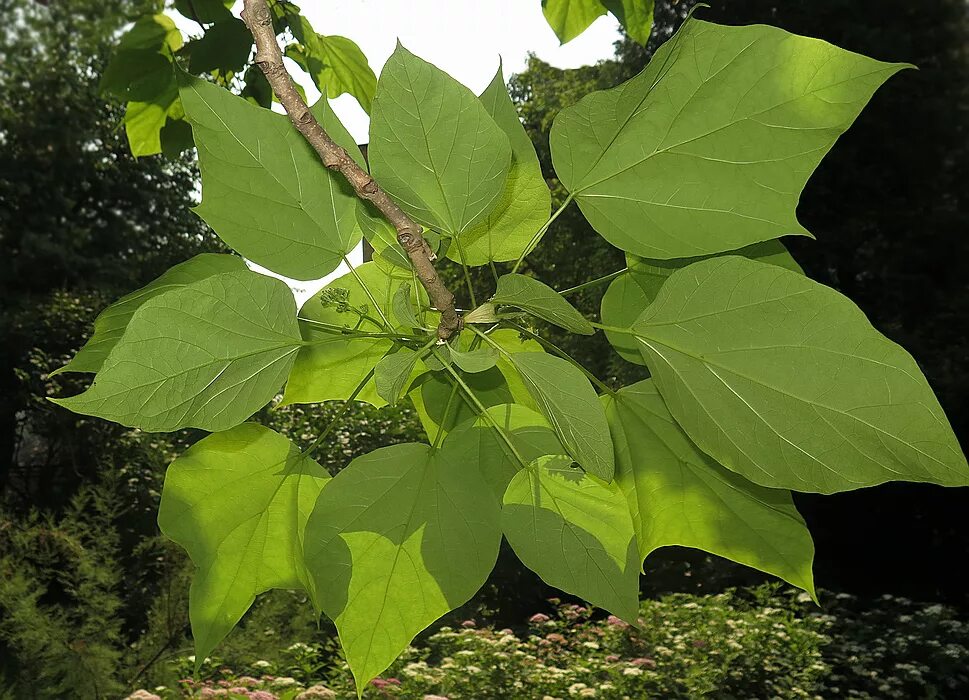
{"left": 492, "top": 273, "right": 593, "bottom": 335}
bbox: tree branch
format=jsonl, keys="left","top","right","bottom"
{"left": 240, "top": 0, "right": 461, "bottom": 339}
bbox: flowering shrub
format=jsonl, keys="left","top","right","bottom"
{"left": 123, "top": 586, "right": 969, "bottom": 699}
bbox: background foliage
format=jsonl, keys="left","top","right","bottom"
{"left": 1, "top": 0, "right": 967, "bottom": 696}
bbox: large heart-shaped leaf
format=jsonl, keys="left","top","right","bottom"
{"left": 53, "top": 254, "right": 247, "bottom": 376}
{"left": 369, "top": 44, "right": 511, "bottom": 237}
{"left": 604, "top": 380, "right": 816, "bottom": 596}
{"left": 631, "top": 256, "right": 969, "bottom": 493}
{"left": 503, "top": 454, "right": 639, "bottom": 621}
{"left": 158, "top": 423, "right": 329, "bottom": 663}
{"left": 551, "top": 18, "right": 909, "bottom": 258}
{"left": 303, "top": 442, "right": 501, "bottom": 694}
{"left": 179, "top": 72, "right": 361, "bottom": 280}
{"left": 52, "top": 270, "right": 301, "bottom": 432}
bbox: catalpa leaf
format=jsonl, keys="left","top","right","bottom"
{"left": 502, "top": 454, "right": 640, "bottom": 621}
{"left": 542, "top": 0, "right": 608, "bottom": 44}
{"left": 449, "top": 65, "right": 551, "bottom": 265}
{"left": 601, "top": 0, "right": 655, "bottom": 45}
{"left": 632, "top": 256, "right": 969, "bottom": 493}
{"left": 448, "top": 345, "right": 498, "bottom": 374}
{"left": 285, "top": 23, "right": 377, "bottom": 113}
{"left": 158, "top": 423, "right": 328, "bottom": 664}
{"left": 369, "top": 44, "right": 512, "bottom": 237}
{"left": 492, "top": 273, "right": 594, "bottom": 335}
{"left": 179, "top": 72, "right": 360, "bottom": 280}
{"left": 603, "top": 380, "right": 816, "bottom": 597}
{"left": 443, "top": 404, "right": 565, "bottom": 500}
{"left": 303, "top": 442, "right": 501, "bottom": 694}
{"left": 374, "top": 348, "right": 420, "bottom": 406}
{"left": 551, "top": 18, "right": 910, "bottom": 259}
{"left": 284, "top": 263, "right": 428, "bottom": 407}
{"left": 187, "top": 18, "right": 252, "bottom": 74}
{"left": 601, "top": 240, "right": 801, "bottom": 364}
{"left": 509, "top": 352, "right": 614, "bottom": 480}
{"left": 53, "top": 254, "right": 247, "bottom": 376}
{"left": 52, "top": 270, "right": 301, "bottom": 432}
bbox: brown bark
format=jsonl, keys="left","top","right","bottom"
{"left": 241, "top": 0, "right": 460, "bottom": 339}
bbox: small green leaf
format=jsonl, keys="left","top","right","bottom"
{"left": 392, "top": 283, "right": 422, "bottom": 329}
{"left": 187, "top": 18, "right": 252, "bottom": 74}
{"left": 601, "top": 240, "right": 802, "bottom": 365}
{"left": 374, "top": 348, "right": 419, "bottom": 406}
{"left": 502, "top": 455, "right": 639, "bottom": 621}
{"left": 492, "top": 274, "right": 594, "bottom": 335}
{"left": 542, "top": 0, "right": 608, "bottom": 44}
{"left": 601, "top": 0, "right": 655, "bottom": 44}
{"left": 370, "top": 44, "right": 512, "bottom": 237}
{"left": 241, "top": 65, "right": 273, "bottom": 108}
{"left": 632, "top": 256, "right": 969, "bottom": 493}
{"left": 449, "top": 65, "right": 551, "bottom": 265}
{"left": 551, "top": 18, "right": 910, "bottom": 259}
{"left": 174, "top": 0, "right": 233, "bottom": 23}
{"left": 411, "top": 366, "right": 513, "bottom": 439}
{"left": 53, "top": 254, "right": 247, "bottom": 376}
{"left": 284, "top": 263, "right": 427, "bottom": 407}
{"left": 179, "top": 72, "right": 361, "bottom": 280}
{"left": 448, "top": 345, "right": 498, "bottom": 374}
{"left": 158, "top": 423, "right": 328, "bottom": 664}
{"left": 285, "top": 24, "right": 377, "bottom": 113}
{"left": 51, "top": 270, "right": 301, "bottom": 432}
{"left": 464, "top": 303, "right": 498, "bottom": 325}
{"left": 508, "top": 353, "right": 614, "bottom": 480}
{"left": 604, "top": 380, "right": 816, "bottom": 598}
{"left": 303, "top": 443, "right": 501, "bottom": 693}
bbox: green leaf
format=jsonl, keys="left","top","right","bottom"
{"left": 551, "top": 18, "right": 910, "bottom": 259}
{"left": 601, "top": 0, "right": 655, "bottom": 44}
{"left": 448, "top": 344, "right": 498, "bottom": 374}
{"left": 601, "top": 240, "right": 802, "bottom": 365}
{"left": 392, "top": 283, "right": 422, "bottom": 329}
{"left": 449, "top": 65, "right": 551, "bottom": 265}
{"left": 117, "top": 13, "right": 183, "bottom": 54}
{"left": 179, "top": 71, "right": 361, "bottom": 280}
{"left": 632, "top": 256, "right": 969, "bottom": 493}
{"left": 502, "top": 455, "right": 639, "bottom": 621}
{"left": 158, "top": 423, "right": 328, "bottom": 663}
{"left": 51, "top": 270, "right": 301, "bottom": 432}
{"left": 285, "top": 30, "right": 377, "bottom": 113}
{"left": 411, "top": 366, "right": 513, "bottom": 440}
{"left": 603, "top": 380, "right": 816, "bottom": 597}
{"left": 542, "top": 0, "right": 608, "bottom": 44}
{"left": 303, "top": 442, "right": 501, "bottom": 693}
{"left": 492, "top": 274, "right": 594, "bottom": 335}
{"left": 188, "top": 18, "right": 253, "bottom": 74}
{"left": 174, "top": 0, "right": 234, "bottom": 23}
{"left": 53, "top": 254, "right": 247, "bottom": 376}
{"left": 508, "top": 353, "right": 614, "bottom": 480}
{"left": 241, "top": 64, "right": 273, "bottom": 108}
{"left": 443, "top": 404, "right": 565, "bottom": 500}
{"left": 369, "top": 44, "right": 512, "bottom": 237}
{"left": 283, "top": 263, "right": 425, "bottom": 407}
{"left": 374, "top": 348, "right": 419, "bottom": 406}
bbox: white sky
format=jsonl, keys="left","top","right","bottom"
{"left": 174, "top": 1, "right": 621, "bottom": 302}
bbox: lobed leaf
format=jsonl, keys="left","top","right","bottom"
{"left": 303, "top": 443, "right": 501, "bottom": 693}
{"left": 603, "top": 380, "right": 816, "bottom": 597}
{"left": 632, "top": 256, "right": 969, "bottom": 493}
{"left": 158, "top": 423, "right": 328, "bottom": 664}
{"left": 551, "top": 18, "right": 910, "bottom": 259}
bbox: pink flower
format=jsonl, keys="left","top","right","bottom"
{"left": 630, "top": 657, "right": 656, "bottom": 668}
{"left": 461, "top": 619, "right": 476, "bottom": 628}
{"left": 606, "top": 615, "right": 628, "bottom": 628}
{"left": 605, "top": 654, "right": 620, "bottom": 662}
{"left": 386, "top": 678, "right": 401, "bottom": 685}
{"left": 529, "top": 613, "right": 551, "bottom": 624}
{"left": 545, "top": 633, "right": 566, "bottom": 644}
{"left": 371, "top": 679, "right": 391, "bottom": 689}
{"left": 248, "top": 692, "right": 278, "bottom": 700}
